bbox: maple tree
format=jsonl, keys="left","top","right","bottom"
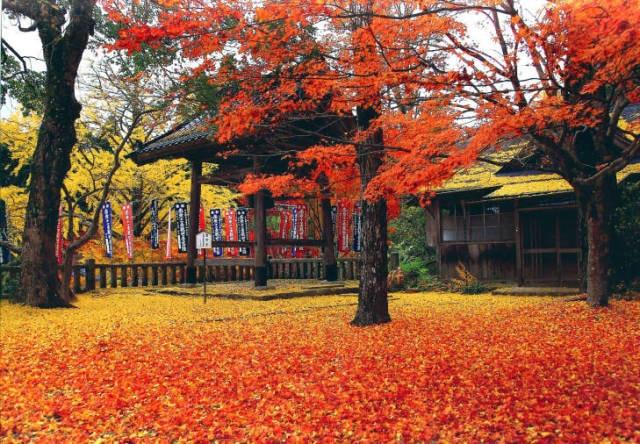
{"left": 430, "top": 0, "right": 640, "bottom": 306}
{"left": 112, "top": 0, "right": 639, "bottom": 311}
{"left": 109, "top": 0, "right": 461, "bottom": 325}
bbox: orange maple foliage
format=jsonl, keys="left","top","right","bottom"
{"left": 108, "top": 0, "right": 640, "bottom": 307}
{"left": 108, "top": 0, "right": 638, "bottom": 200}
{"left": 1, "top": 292, "right": 639, "bottom": 441}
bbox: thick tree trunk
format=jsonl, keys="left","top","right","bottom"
{"left": 351, "top": 120, "right": 391, "bottom": 326}
{"left": 575, "top": 174, "right": 617, "bottom": 307}
{"left": 21, "top": 113, "right": 78, "bottom": 307}
{"left": 16, "top": 0, "right": 95, "bottom": 307}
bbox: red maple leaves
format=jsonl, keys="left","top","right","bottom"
{"left": 2, "top": 294, "right": 639, "bottom": 441}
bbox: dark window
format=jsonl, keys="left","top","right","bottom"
{"left": 440, "top": 201, "right": 514, "bottom": 242}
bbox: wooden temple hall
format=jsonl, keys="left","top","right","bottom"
{"left": 129, "top": 116, "right": 350, "bottom": 287}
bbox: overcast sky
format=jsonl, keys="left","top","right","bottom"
{"left": 1, "top": 1, "right": 546, "bottom": 118}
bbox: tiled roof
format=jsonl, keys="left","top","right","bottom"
{"left": 136, "top": 118, "right": 213, "bottom": 155}
{"left": 438, "top": 146, "right": 640, "bottom": 200}
{"left": 621, "top": 103, "right": 640, "bottom": 122}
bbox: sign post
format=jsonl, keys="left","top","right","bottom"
{"left": 196, "top": 232, "right": 212, "bottom": 303}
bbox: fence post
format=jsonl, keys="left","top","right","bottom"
{"left": 85, "top": 259, "right": 96, "bottom": 291}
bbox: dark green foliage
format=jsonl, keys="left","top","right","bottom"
{"left": 0, "top": 144, "right": 29, "bottom": 187}
{"left": 389, "top": 204, "right": 434, "bottom": 262}
{"left": 390, "top": 203, "right": 439, "bottom": 290}
{"left": 458, "top": 281, "right": 489, "bottom": 295}
{"left": 612, "top": 178, "right": 640, "bottom": 290}
{"left": 1, "top": 44, "right": 46, "bottom": 115}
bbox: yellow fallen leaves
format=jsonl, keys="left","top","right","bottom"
{"left": 1, "top": 290, "right": 639, "bottom": 442}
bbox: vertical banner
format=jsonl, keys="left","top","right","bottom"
{"left": 197, "top": 206, "right": 206, "bottom": 255}
{"left": 236, "top": 208, "right": 249, "bottom": 256}
{"left": 295, "top": 204, "right": 307, "bottom": 258}
{"left": 55, "top": 205, "right": 64, "bottom": 264}
{"left": 352, "top": 203, "right": 362, "bottom": 252}
{"left": 175, "top": 202, "right": 189, "bottom": 254}
{"left": 199, "top": 206, "right": 206, "bottom": 232}
{"left": 225, "top": 208, "right": 238, "bottom": 256}
{"left": 278, "top": 207, "right": 289, "bottom": 257}
{"left": 337, "top": 201, "right": 351, "bottom": 253}
{"left": 165, "top": 206, "right": 173, "bottom": 259}
{"left": 150, "top": 199, "right": 159, "bottom": 250}
{"left": 210, "top": 209, "right": 223, "bottom": 257}
{"left": 290, "top": 206, "right": 299, "bottom": 257}
{"left": 331, "top": 205, "right": 338, "bottom": 256}
{"left": 0, "top": 200, "right": 10, "bottom": 264}
{"left": 101, "top": 202, "right": 113, "bottom": 258}
{"left": 121, "top": 203, "right": 134, "bottom": 260}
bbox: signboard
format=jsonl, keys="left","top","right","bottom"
{"left": 196, "top": 231, "right": 212, "bottom": 249}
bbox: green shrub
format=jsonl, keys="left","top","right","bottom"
{"left": 613, "top": 179, "right": 640, "bottom": 290}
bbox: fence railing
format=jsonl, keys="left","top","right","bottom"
{"left": 0, "top": 257, "right": 361, "bottom": 297}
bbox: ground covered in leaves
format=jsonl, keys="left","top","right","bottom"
{"left": 1, "top": 289, "right": 639, "bottom": 442}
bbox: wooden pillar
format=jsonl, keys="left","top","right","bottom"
{"left": 514, "top": 198, "right": 523, "bottom": 286}
{"left": 433, "top": 199, "right": 442, "bottom": 276}
{"left": 320, "top": 195, "right": 338, "bottom": 281}
{"left": 253, "top": 189, "right": 268, "bottom": 287}
{"left": 186, "top": 159, "right": 202, "bottom": 284}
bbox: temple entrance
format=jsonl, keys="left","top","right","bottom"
{"left": 520, "top": 207, "right": 580, "bottom": 286}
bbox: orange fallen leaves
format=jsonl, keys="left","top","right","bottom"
{"left": 1, "top": 292, "right": 639, "bottom": 442}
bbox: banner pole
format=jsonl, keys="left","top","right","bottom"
{"left": 203, "top": 247, "right": 207, "bottom": 304}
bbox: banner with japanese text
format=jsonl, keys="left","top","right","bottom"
{"left": 352, "top": 202, "right": 362, "bottom": 252}
{"left": 150, "top": 199, "right": 159, "bottom": 249}
{"left": 101, "top": 202, "right": 113, "bottom": 258}
{"left": 236, "top": 208, "right": 249, "bottom": 256}
{"left": 121, "top": 203, "right": 134, "bottom": 260}
{"left": 55, "top": 205, "right": 64, "bottom": 264}
{"left": 224, "top": 208, "right": 238, "bottom": 256}
{"left": 175, "top": 202, "right": 189, "bottom": 253}
{"left": 165, "top": 206, "right": 173, "bottom": 259}
{"left": 210, "top": 209, "right": 223, "bottom": 257}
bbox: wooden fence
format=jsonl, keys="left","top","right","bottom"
{"left": 0, "top": 257, "right": 361, "bottom": 297}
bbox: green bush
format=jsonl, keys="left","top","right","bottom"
{"left": 390, "top": 203, "right": 439, "bottom": 290}
{"left": 613, "top": 179, "right": 640, "bottom": 290}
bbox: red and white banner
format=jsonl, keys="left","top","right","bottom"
{"left": 55, "top": 205, "right": 64, "bottom": 265}
{"left": 121, "top": 203, "right": 134, "bottom": 260}
{"left": 165, "top": 206, "right": 172, "bottom": 259}
{"left": 224, "top": 208, "right": 238, "bottom": 257}
{"left": 198, "top": 206, "right": 206, "bottom": 254}
{"left": 294, "top": 204, "right": 307, "bottom": 258}
{"left": 337, "top": 201, "right": 351, "bottom": 253}
{"left": 279, "top": 207, "right": 291, "bottom": 257}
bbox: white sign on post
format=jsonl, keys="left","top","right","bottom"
{"left": 196, "top": 232, "right": 212, "bottom": 249}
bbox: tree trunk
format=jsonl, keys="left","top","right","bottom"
{"left": 21, "top": 114, "right": 78, "bottom": 307}
{"left": 351, "top": 113, "right": 391, "bottom": 326}
{"left": 575, "top": 174, "right": 617, "bottom": 307}
{"left": 16, "top": 1, "right": 95, "bottom": 307}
